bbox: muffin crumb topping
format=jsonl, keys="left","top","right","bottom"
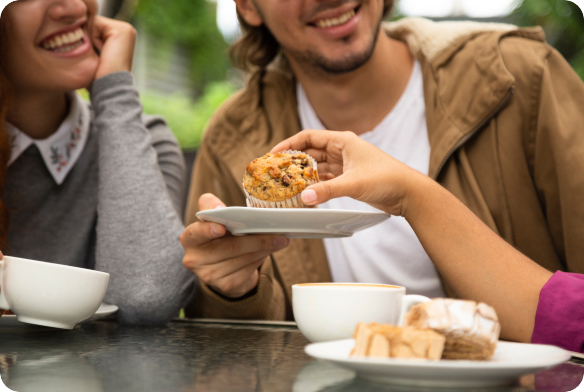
{"left": 244, "top": 152, "right": 319, "bottom": 203}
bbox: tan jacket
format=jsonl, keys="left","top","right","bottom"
{"left": 185, "top": 18, "right": 584, "bottom": 320}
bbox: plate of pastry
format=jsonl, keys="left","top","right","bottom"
{"left": 305, "top": 339, "right": 570, "bottom": 388}
{"left": 305, "top": 299, "right": 570, "bottom": 388}
{"left": 196, "top": 207, "right": 390, "bottom": 239}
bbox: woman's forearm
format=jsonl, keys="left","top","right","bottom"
{"left": 91, "top": 72, "right": 194, "bottom": 325}
{"left": 404, "top": 176, "right": 552, "bottom": 342}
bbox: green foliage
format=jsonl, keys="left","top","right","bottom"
{"left": 140, "top": 81, "right": 237, "bottom": 150}
{"left": 134, "top": 0, "right": 230, "bottom": 91}
{"left": 510, "top": 0, "right": 584, "bottom": 79}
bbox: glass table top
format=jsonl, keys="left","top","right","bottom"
{"left": 0, "top": 319, "right": 582, "bottom": 392}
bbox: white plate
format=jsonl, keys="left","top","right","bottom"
{"left": 0, "top": 303, "right": 118, "bottom": 328}
{"left": 305, "top": 339, "right": 571, "bottom": 388}
{"left": 196, "top": 207, "right": 390, "bottom": 238}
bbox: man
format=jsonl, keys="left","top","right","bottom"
{"left": 180, "top": 0, "right": 584, "bottom": 321}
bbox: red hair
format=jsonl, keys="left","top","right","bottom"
{"left": 0, "top": 13, "right": 13, "bottom": 251}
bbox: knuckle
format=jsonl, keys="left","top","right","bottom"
{"left": 197, "top": 268, "right": 215, "bottom": 284}
{"left": 218, "top": 280, "right": 236, "bottom": 295}
{"left": 257, "top": 236, "right": 270, "bottom": 249}
{"left": 182, "top": 254, "right": 196, "bottom": 270}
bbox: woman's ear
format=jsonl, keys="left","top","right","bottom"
{"left": 233, "top": 0, "right": 263, "bottom": 27}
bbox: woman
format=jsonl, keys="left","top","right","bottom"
{"left": 273, "top": 130, "right": 583, "bottom": 352}
{"left": 0, "top": 0, "right": 194, "bottom": 325}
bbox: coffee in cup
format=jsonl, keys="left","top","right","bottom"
{"left": 292, "top": 283, "right": 430, "bottom": 342}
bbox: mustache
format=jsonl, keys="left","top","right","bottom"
{"left": 303, "top": 0, "right": 360, "bottom": 23}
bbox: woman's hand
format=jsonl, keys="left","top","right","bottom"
{"left": 271, "top": 129, "right": 431, "bottom": 216}
{"left": 90, "top": 16, "right": 137, "bottom": 81}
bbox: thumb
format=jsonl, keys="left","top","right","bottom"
{"left": 301, "top": 180, "right": 345, "bottom": 206}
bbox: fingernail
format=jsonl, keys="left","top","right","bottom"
{"left": 210, "top": 224, "right": 222, "bottom": 236}
{"left": 301, "top": 189, "right": 317, "bottom": 204}
{"left": 214, "top": 205, "right": 225, "bottom": 209}
{"left": 274, "top": 236, "right": 288, "bottom": 248}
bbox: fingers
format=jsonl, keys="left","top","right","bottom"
{"left": 213, "top": 268, "right": 261, "bottom": 298}
{"left": 91, "top": 16, "right": 137, "bottom": 80}
{"left": 181, "top": 227, "right": 290, "bottom": 298}
{"left": 198, "top": 193, "right": 227, "bottom": 211}
{"left": 271, "top": 129, "right": 339, "bottom": 153}
{"left": 301, "top": 179, "right": 345, "bottom": 206}
{"left": 192, "top": 233, "right": 289, "bottom": 266}
{"left": 180, "top": 221, "right": 227, "bottom": 249}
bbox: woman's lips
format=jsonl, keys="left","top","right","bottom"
{"left": 38, "top": 23, "right": 92, "bottom": 59}
{"left": 41, "top": 26, "right": 85, "bottom": 51}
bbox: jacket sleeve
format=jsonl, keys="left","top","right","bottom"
{"left": 184, "top": 134, "right": 286, "bottom": 320}
{"left": 531, "top": 47, "right": 584, "bottom": 274}
{"left": 90, "top": 72, "right": 195, "bottom": 325}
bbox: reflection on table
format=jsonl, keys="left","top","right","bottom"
{"left": 0, "top": 319, "right": 582, "bottom": 392}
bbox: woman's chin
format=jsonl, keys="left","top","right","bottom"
{"left": 60, "top": 62, "right": 100, "bottom": 91}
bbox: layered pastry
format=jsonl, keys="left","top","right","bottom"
{"left": 243, "top": 151, "right": 319, "bottom": 208}
{"left": 403, "top": 298, "right": 500, "bottom": 360}
{"left": 350, "top": 323, "right": 445, "bottom": 360}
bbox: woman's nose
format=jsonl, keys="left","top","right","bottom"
{"left": 48, "top": 0, "right": 88, "bottom": 22}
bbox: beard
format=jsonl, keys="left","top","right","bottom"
{"left": 282, "top": 15, "right": 382, "bottom": 74}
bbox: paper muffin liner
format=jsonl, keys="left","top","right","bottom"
{"left": 243, "top": 150, "right": 319, "bottom": 209}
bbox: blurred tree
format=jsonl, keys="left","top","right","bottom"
{"left": 133, "top": 0, "right": 230, "bottom": 92}
{"left": 510, "top": 0, "right": 584, "bottom": 79}
{"left": 140, "top": 82, "right": 237, "bottom": 150}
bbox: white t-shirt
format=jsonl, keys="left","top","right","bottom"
{"left": 296, "top": 61, "right": 445, "bottom": 298}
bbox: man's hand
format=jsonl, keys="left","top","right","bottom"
{"left": 90, "top": 16, "right": 136, "bottom": 81}
{"left": 180, "top": 194, "right": 290, "bottom": 298}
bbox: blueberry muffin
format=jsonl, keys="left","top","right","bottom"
{"left": 243, "top": 151, "right": 319, "bottom": 208}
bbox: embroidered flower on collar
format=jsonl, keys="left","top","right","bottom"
{"left": 7, "top": 92, "right": 90, "bottom": 185}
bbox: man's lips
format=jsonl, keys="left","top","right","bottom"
{"left": 307, "top": 4, "right": 359, "bottom": 27}
{"left": 307, "top": 5, "right": 360, "bottom": 39}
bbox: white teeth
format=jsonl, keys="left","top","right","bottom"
{"left": 41, "top": 27, "right": 84, "bottom": 52}
{"left": 315, "top": 9, "right": 355, "bottom": 28}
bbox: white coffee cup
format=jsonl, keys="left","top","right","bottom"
{"left": 292, "top": 283, "right": 430, "bottom": 342}
{"left": 0, "top": 256, "right": 109, "bottom": 329}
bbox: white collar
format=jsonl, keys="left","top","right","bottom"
{"left": 7, "top": 92, "right": 90, "bottom": 185}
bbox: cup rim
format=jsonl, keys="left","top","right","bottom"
{"left": 2, "top": 255, "right": 109, "bottom": 278}
{"left": 293, "top": 283, "right": 404, "bottom": 290}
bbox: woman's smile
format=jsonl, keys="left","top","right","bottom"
{"left": 38, "top": 22, "right": 91, "bottom": 57}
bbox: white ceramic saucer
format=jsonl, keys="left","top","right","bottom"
{"left": 196, "top": 207, "right": 390, "bottom": 238}
{"left": 0, "top": 303, "right": 118, "bottom": 328}
{"left": 305, "top": 339, "right": 571, "bottom": 388}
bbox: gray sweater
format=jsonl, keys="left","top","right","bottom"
{"left": 5, "top": 72, "right": 196, "bottom": 325}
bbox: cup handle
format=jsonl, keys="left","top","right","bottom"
{"left": 0, "top": 257, "right": 9, "bottom": 310}
{"left": 398, "top": 295, "right": 430, "bottom": 326}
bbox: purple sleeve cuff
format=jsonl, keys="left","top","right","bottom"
{"left": 532, "top": 271, "right": 584, "bottom": 352}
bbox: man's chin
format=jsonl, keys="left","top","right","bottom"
{"left": 314, "top": 51, "right": 374, "bottom": 74}
{"left": 286, "top": 27, "right": 380, "bottom": 75}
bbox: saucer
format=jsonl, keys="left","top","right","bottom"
{"left": 305, "top": 339, "right": 570, "bottom": 388}
{"left": 0, "top": 303, "right": 118, "bottom": 328}
{"left": 196, "top": 207, "right": 390, "bottom": 238}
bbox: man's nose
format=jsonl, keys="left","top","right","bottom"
{"left": 48, "top": 0, "right": 88, "bottom": 22}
